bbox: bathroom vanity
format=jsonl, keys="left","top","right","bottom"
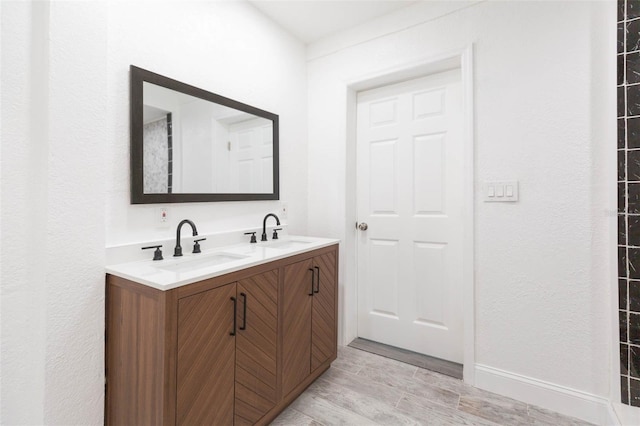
{"left": 105, "top": 237, "right": 338, "bottom": 425}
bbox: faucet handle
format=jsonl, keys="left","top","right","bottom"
{"left": 272, "top": 228, "right": 282, "bottom": 240}
{"left": 244, "top": 232, "right": 257, "bottom": 244}
{"left": 141, "top": 245, "right": 163, "bottom": 261}
{"left": 193, "top": 238, "right": 206, "bottom": 254}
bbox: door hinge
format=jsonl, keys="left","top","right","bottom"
{"left": 227, "top": 141, "right": 231, "bottom": 151}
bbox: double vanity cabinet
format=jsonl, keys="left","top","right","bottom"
{"left": 105, "top": 241, "right": 338, "bottom": 425}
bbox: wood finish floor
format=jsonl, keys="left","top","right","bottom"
{"left": 271, "top": 346, "right": 592, "bottom": 426}
{"left": 348, "top": 338, "right": 463, "bottom": 380}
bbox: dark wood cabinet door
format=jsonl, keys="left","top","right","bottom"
{"left": 282, "top": 258, "right": 314, "bottom": 396}
{"left": 311, "top": 251, "right": 338, "bottom": 372}
{"left": 176, "top": 283, "right": 236, "bottom": 426}
{"left": 235, "top": 270, "right": 279, "bottom": 425}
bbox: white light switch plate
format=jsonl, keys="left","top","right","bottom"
{"left": 483, "top": 181, "right": 519, "bottom": 202}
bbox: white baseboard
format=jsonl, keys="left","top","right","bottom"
{"left": 474, "top": 364, "right": 613, "bottom": 425}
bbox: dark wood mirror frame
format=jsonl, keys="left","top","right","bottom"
{"left": 130, "top": 65, "right": 280, "bottom": 204}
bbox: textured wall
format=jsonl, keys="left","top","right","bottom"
{"left": 1, "top": 1, "right": 108, "bottom": 424}
{"left": 1, "top": 2, "right": 48, "bottom": 423}
{"left": 307, "top": 0, "right": 611, "bottom": 400}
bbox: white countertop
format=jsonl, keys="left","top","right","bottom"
{"left": 106, "top": 235, "right": 339, "bottom": 291}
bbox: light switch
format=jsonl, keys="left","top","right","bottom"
{"left": 483, "top": 181, "right": 519, "bottom": 202}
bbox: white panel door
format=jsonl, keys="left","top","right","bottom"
{"left": 356, "top": 70, "right": 463, "bottom": 363}
{"left": 229, "top": 118, "right": 273, "bottom": 193}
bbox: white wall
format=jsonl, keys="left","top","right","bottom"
{"left": 307, "top": 0, "right": 612, "bottom": 405}
{"left": 106, "top": 1, "right": 308, "bottom": 246}
{"left": 2, "top": 1, "right": 109, "bottom": 424}
{"left": 1, "top": 1, "right": 307, "bottom": 424}
{"left": 1, "top": 2, "right": 49, "bottom": 423}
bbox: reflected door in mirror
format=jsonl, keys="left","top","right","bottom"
{"left": 142, "top": 82, "right": 274, "bottom": 194}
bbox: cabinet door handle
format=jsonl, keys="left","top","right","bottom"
{"left": 308, "top": 268, "right": 315, "bottom": 296}
{"left": 230, "top": 296, "right": 237, "bottom": 336}
{"left": 240, "top": 292, "right": 247, "bottom": 331}
{"left": 314, "top": 266, "right": 320, "bottom": 294}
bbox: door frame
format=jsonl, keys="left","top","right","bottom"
{"left": 343, "top": 45, "right": 476, "bottom": 384}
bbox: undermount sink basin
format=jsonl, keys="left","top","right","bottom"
{"left": 265, "top": 240, "right": 311, "bottom": 250}
{"left": 158, "top": 252, "right": 248, "bottom": 273}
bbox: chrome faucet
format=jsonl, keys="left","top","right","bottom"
{"left": 261, "top": 213, "right": 281, "bottom": 241}
{"left": 174, "top": 219, "right": 198, "bottom": 257}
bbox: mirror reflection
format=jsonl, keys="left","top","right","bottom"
{"left": 143, "top": 82, "right": 274, "bottom": 195}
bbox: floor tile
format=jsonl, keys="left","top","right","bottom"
{"left": 290, "top": 391, "right": 379, "bottom": 425}
{"left": 271, "top": 407, "right": 323, "bottom": 426}
{"left": 272, "top": 346, "right": 595, "bottom": 426}
{"left": 339, "top": 344, "right": 418, "bottom": 373}
{"left": 458, "top": 392, "right": 532, "bottom": 426}
{"left": 357, "top": 365, "right": 459, "bottom": 408}
{"left": 330, "top": 347, "right": 365, "bottom": 374}
{"left": 526, "top": 404, "right": 593, "bottom": 426}
{"left": 413, "top": 364, "right": 469, "bottom": 395}
{"left": 396, "top": 393, "right": 499, "bottom": 426}
{"left": 307, "top": 378, "right": 421, "bottom": 425}
{"left": 319, "top": 366, "right": 404, "bottom": 407}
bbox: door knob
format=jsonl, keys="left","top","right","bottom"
{"left": 358, "top": 222, "right": 368, "bottom": 231}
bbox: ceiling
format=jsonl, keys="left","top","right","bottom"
{"left": 249, "top": 0, "right": 418, "bottom": 44}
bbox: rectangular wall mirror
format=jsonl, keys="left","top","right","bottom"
{"left": 130, "top": 65, "right": 279, "bottom": 203}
